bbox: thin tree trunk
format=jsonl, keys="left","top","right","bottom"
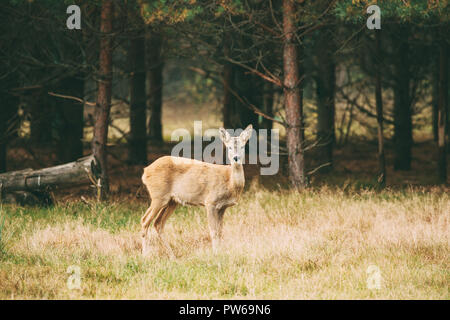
{"left": 283, "top": 0, "right": 306, "bottom": 189}
{"left": 0, "top": 96, "right": 18, "bottom": 173}
{"left": 1, "top": 110, "right": 10, "bottom": 172}
{"left": 0, "top": 135, "right": 5, "bottom": 173}
{"left": 147, "top": 31, "right": 164, "bottom": 143}
{"left": 298, "top": 42, "right": 305, "bottom": 144}
{"left": 316, "top": 27, "right": 335, "bottom": 172}
{"left": 437, "top": 33, "right": 448, "bottom": 184}
{"left": 222, "top": 67, "right": 234, "bottom": 128}
{"left": 393, "top": 32, "right": 412, "bottom": 171}
{"left": 30, "top": 89, "right": 53, "bottom": 146}
{"left": 261, "top": 81, "right": 274, "bottom": 130}
{"left": 128, "top": 32, "right": 147, "bottom": 164}
{"left": 432, "top": 52, "right": 440, "bottom": 142}
{"left": 375, "top": 29, "right": 386, "bottom": 187}
{"left": 0, "top": 50, "right": 19, "bottom": 172}
{"left": 224, "top": 65, "right": 261, "bottom": 129}
{"left": 235, "top": 68, "right": 261, "bottom": 129}
{"left": 223, "top": 31, "right": 261, "bottom": 130}
{"left": 93, "top": 0, "right": 113, "bottom": 199}
{"left": 57, "top": 74, "right": 85, "bottom": 163}
{"left": 223, "top": 33, "right": 234, "bottom": 129}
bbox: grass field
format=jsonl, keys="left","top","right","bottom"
{"left": 3, "top": 95, "right": 449, "bottom": 299}
{"left": 0, "top": 185, "right": 448, "bottom": 299}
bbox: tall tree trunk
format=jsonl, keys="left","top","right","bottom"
{"left": 437, "top": 32, "right": 448, "bottom": 184}
{"left": 0, "top": 119, "right": 6, "bottom": 172}
{"left": 0, "top": 94, "right": 18, "bottom": 173}
{"left": 93, "top": 0, "right": 113, "bottom": 199}
{"left": 298, "top": 42, "right": 305, "bottom": 144}
{"left": 393, "top": 33, "right": 412, "bottom": 171}
{"left": 56, "top": 75, "right": 85, "bottom": 163}
{"left": 147, "top": 31, "right": 164, "bottom": 143}
{"left": 261, "top": 81, "right": 274, "bottom": 130}
{"left": 283, "top": 0, "right": 306, "bottom": 189}
{"left": 222, "top": 33, "right": 234, "bottom": 129}
{"left": 222, "top": 32, "right": 261, "bottom": 130}
{"left": 128, "top": 32, "right": 147, "bottom": 164}
{"left": 223, "top": 65, "right": 261, "bottom": 129}
{"left": 30, "top": 89, "right": 53, "bottom": 146}
{"left": 375, "top": 30, "right": 386, "bottom": 187}
{"left": 0, "top": 140, "right": 6, "bottom": 173}
{"left": 432, "top": 53, "right": 440, "bottom": 142}
{"left": 235, "top": 69, "right": 261, "bottom": 129}
{"left": 316, "top": 27, "right": 335, "bottom": 172}
{"left": 222, "top": 65, "right": 234, "bottom": 128}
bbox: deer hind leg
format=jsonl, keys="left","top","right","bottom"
{"left": 153, "top": 201, "right": 177, "bottom": 258}
{"left": 206, "top": 205, "right": 226, "bottom": 253}
{"left": 141, "top": 198, "right": 168, "bottom": 255}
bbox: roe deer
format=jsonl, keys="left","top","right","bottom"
{"left": 141, "top": 124, "right": 253, "bottom": 257}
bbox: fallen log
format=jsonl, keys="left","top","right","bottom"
{"left": 0, "top": 155, "right": 101, "bottom": 194}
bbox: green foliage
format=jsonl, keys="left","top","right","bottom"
{"left": 139, "top": 0, "right": 205, "bottom": 24}
{"left": 138, "top": 0, "right": 249, "bottom": 25}
{"left": 334, "top": 0, "right": 450, "bottom": 23}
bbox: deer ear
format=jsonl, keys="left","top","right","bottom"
{"left": 240, "top": 124, "right": 253, "bottom": 144}
{"left": 219, "top": 127, "right": 230, "bottom": 143}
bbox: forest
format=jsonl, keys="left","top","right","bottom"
{"left": 0, "top": 0, "right": 448, "bottom": 300}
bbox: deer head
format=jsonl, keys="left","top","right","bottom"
{"left": 219, "top": 124, "right": 253, "bottom": 165}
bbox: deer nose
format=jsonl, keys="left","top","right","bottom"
{"left": 233, "top": 156, "right": 239, "bottom": 162}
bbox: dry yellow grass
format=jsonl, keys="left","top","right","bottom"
{"left": 0, "top": 185, "right": 448, "bottom": 299}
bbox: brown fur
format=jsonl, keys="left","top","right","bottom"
{"left": 140, "top": 125, "right": 252, "bottom": 257}
{"left": 141, "top": 157, "right": 245, "bottom": 257}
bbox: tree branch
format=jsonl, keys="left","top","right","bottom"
{"left": 48, "top": 92, "right": 96, "bottom": 106}
{"left": 224, "top": 57, "right": 283, "bottom": 87}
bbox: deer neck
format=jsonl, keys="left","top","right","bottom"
{"left": 230, "top": 163, "right": 245, "bottom": 192}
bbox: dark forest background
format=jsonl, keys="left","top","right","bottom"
{"left": 0, "top": 0, "right": 449, "bottom": 200}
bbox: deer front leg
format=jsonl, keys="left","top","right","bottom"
{"left": 141, "top": 205, "right": 153, "bottom": 256}
{"left": 141, "top": 199, "right": 167, "bottom": 256}
{"left": 153, "top": 202, "right": 177, "bottom": 259}
{"left": 206, "top": 205, "right": 225, "bottom": 253}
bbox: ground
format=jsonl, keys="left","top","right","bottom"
{"left": 0, "top": 182, "right": 448, "bottom": 299}
{"left": 1, "top": 101, "right": 449, "bottom": 299}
